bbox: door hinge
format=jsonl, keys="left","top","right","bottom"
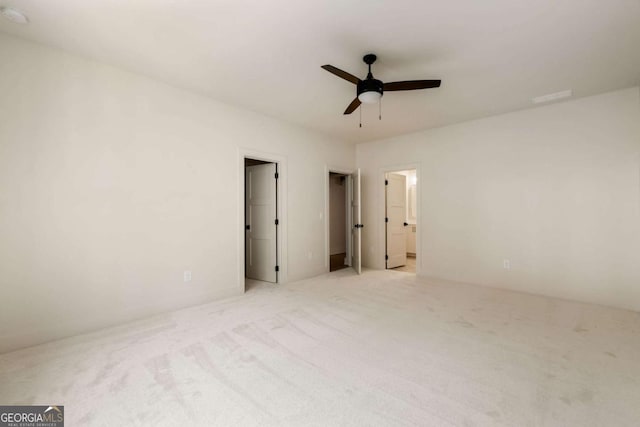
{"left": 275, "top": 265, "right": 280, "bottom": 272}
{"left": 275, "top": 219, "right": 279, "bottom": 225}
{"left": 275, "top": 172, "right": 279, "bottom": 179}
{"left": 246, "top": 224, "right": 250, "bottom": 230}
{"left": 385, "top": 179, "right": 388, "bottom": 185}
{"left": 385, "top": 255, "right": 389, "bottom": 260}
{"left": 385, "top": 217, "right": 388, "bottom": 223}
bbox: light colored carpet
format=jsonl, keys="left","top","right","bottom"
{"left": 1, "top": 269, "right": 639, "bottom": 426}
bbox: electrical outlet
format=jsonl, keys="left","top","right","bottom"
{"left": 503, "top": 259, "right": 511, "bottom": 270}
{"left": 184, "top": 270, "right": 192, "bottom": 282}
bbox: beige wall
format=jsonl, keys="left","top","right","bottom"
{"left": 358, "top": 87, "right": 640, "bottom": 311}
{"left": 0, "top": 34, "right": 354, "bottom": 353}
{"left": 1, "top": 32, "right": 638, "bottom": 354}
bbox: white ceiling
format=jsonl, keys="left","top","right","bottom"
{"left": 1, "top": 0, "right": 639, "bottom": 143}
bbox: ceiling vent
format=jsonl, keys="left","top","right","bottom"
{"left": 532, "top": 90, "right": 572, "bottom": 104}
{"left": 1, "top": 7, "right": 29, "bottom": 24}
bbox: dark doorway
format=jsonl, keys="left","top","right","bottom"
{"left": 329, "top": 172, "right": 348, "bottom": 272}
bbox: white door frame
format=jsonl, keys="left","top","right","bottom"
{"left": 238, "top": 148, "right": 288, "bottom": 292}
{"left": 324, "top": 165, "right": 355, "bottom": 272}
{"left": 378, "top": 163, "right": 421, "bottom": 275}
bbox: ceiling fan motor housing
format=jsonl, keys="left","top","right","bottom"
{"left": 357, "top": 78, "right": 383, "bottom": 102}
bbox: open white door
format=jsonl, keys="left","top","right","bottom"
{"left": 245, "top": 163, "right": 277, "bottom": 282}
{"left": 351, "top": 168, "right": 362, "bottom": 274}
{"left": 385, "top": 173, "right": 407, "bottom": 269}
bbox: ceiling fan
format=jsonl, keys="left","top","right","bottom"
{"left": 321, "top": 54, "right": 441, "bottom": 115}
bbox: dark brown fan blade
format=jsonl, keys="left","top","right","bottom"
{"left": 321, "top": 65, "right": 361, "bottom": 85}
{"left": 343, "top": 97, "right": 361, "bottom": 115}
{"left": 383, "top": 80, "right": 441, "bottom": 91}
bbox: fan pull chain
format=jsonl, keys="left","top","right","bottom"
{"left": 359, "top": 106, "right": 362, "bottom": 128}
{"left": 379, "top": 98, "right": 382, "bottom": 120}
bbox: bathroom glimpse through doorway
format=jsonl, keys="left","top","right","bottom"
{"left": 385, "top": 169, "right": 417, "bottom": 274}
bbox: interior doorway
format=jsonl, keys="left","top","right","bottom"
{"left": 329, "top": 173, "right": 349, "bottom": 271}
{"left": 245, "top": 158, "right": 279, "bottom": 283}
{"left": 326, "top": 168, "right": 362, "bottom": 274}
{"left": 385, "top": 169, "right": 417, "bottom": 274}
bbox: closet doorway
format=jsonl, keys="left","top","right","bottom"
{"left": 326, "top": 168, "right": 362, "bottom": 274}
{"left": 244, "top": 158, "right": 278, "bottom": 283}
{"left": 329, "top": 172, "right": 349, "bottom": 271}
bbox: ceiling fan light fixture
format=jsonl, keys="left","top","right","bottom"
{"left": 358, "top": 90, "right": 382, "bottom": 104}
{"left": 357, "top": 77, "right": 383, "bottom": 104}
